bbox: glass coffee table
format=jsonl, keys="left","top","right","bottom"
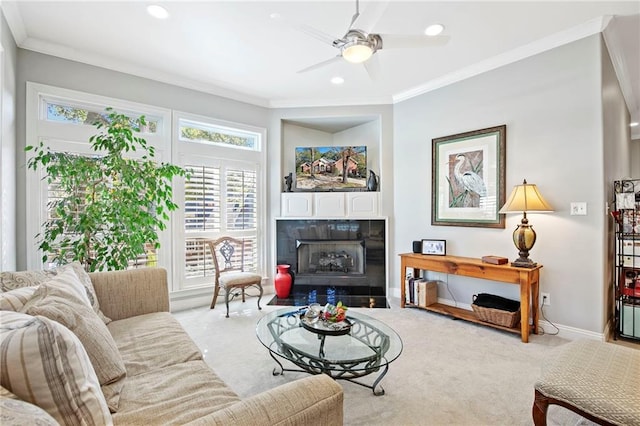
{"left": 256, "top": 307, "right": 403, "bottom": 395}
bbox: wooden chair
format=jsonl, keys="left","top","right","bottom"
{"left": 204, "top": 236, "right": 263, "bottom": 318}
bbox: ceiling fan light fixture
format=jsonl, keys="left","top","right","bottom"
{"left": 425, "top": 24, "right": 444, "bottom": 36}
{"left": 342, "top": 41, "right": 373, "bottom": 64}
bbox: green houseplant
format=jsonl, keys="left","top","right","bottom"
{"left": 26, "top": 108, "right": 187, "bottom": 272}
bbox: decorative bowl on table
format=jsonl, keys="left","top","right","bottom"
{"left": 322, "top": 301, "right": 348, "bottom": 323}
{"left": 300, "top": 301, "right": 351, "bottom": 335}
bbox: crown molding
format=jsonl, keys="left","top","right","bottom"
{"left": 602, "top": 14, "right": 640, "bottom": 139}
{"left": 1, "top": 1, "right": 27, "bottom": 44}
{"left": 269, "top": 95, "right": 391, "bottom": 109}
{"left": 393, "top": 16, "right": 612, "bottom": 104}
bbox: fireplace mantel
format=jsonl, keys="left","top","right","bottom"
{"left": 281, "top": 192, "right": 379, "bottom": 218}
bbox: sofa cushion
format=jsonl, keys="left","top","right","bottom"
{"left": 112, "top": 360, "right": 240, "bottom": 425}
{"left": 108, "top": 312, "right": 202, "bottom": 377}
{"left": 0, "top": 311, "right": 112, "bottom": 425}
{"left": 0, "top": 386, "right": 59, "bottom": 426}
{"left": 0, "top": 287, "right": 37, "bottom": 311}
{"left": 21, "top": 268, "right": 126, "bottom": 412}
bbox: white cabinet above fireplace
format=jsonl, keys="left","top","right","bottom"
{"left": 281, "top": 192, "right": 379, "bottom": 218}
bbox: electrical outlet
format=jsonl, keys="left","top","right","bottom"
{"left": 541, "top": 292, "right": 550, "bottom": 306}
{"left": 570, "top": 202, "right": 587, "bottom": 215}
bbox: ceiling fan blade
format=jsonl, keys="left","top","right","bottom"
{"left": 380, "top": 34, "right": 451, "bottom": 49}
{"left": 271, "top": 13, "right": 338, "bottom": 47}
{"left": 363, "top": 54, "right": 380, "bottom": 80}
{"left": 352, "top": 1, "right": 389, "bottom": 34}
{"left": 297, "top": 55, "right": 343, "bottom": 74}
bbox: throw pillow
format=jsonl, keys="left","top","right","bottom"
{"left": 0, "top": 311, "right": 112, "bottom": 425}
{"left": 0, "top": 269, "right": 52, "bottom": 291}
{"left": 0, "top": 263, "right": 111, "bottom": 324}
{"left": 21, "top": 268, "right": 126, "bottom": 411}
{"left": 0, "top": 386, "right": 59, "bottom": 426}
{"left": 0, "top": 287, "right": 37, "bottom": 311}
{"left": 54, "top": 262, "right": 112, "bottom": 324}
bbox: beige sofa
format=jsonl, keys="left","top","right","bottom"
{"left": 0, "top": 266, "right": 344, "bottom": 425}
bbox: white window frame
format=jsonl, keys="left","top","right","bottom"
{"left": 25, "top": 82, "right": 173, "bottom": 271}
{"left": 172, "top": 111, "right": 266, "bottom": 292}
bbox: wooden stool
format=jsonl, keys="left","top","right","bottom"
{"left": 533, "top": 339, "right": 640, "bottom": 425}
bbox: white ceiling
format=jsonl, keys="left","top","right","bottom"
{"left": 2, "top": 1, "right": 639, "bottom": 135}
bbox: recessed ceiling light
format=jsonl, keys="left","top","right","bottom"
{"left": 631, "top": 121, "right": 639, "bottom": 127}
{"left": 331, "top": 76, "right": 345, "bottom": 85}
{"left": 147, "top": 5, "right": 169, "bottom": 20}
{"left": 425, "top": 24, "right": 444, "bottom": 36}
{"left": 270, "top": 13, "right": 282, "bottom": 20}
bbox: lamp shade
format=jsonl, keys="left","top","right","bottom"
{"left": 499, "top": 180, "right": 553, "bottom": 213}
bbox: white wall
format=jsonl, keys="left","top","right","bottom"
{"left": 1, "top": 11, "right": 17, "bottom": 271}
{"left": 393, "top": 35, "right": 613, "bottom": 336}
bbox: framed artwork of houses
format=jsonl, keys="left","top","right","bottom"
{"left": 295, "top": 146, "right": 367, "bottom": 191}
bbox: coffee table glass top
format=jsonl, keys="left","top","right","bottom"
{"left": 256, "top": 307, "right": 402, "bottom": 394}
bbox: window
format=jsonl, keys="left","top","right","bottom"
{"left": 179, "top": 118, "right": 259, "bottom": 150}
{"left": 27, "top": 84, "right": 266, "bottom": 294}
{"left": 26, "top": 83, "right": 171, "bottom": 270}
{"left": 45, "top": 100, "right": 160, "bottom": 134}
{"left": 174, "top": 112, "right": 265, "bottom": 290}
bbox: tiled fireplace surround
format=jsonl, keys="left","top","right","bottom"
{"left": 274, "top": 218, "right": 387, "bottom": 308}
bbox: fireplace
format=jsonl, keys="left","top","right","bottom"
{"left": 275, "top": 219, "right": 387, "bottom": 307}
{"left": 297, "top": 240, "right": 365, "bottom": 275}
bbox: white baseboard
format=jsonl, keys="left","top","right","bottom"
{"left": 390, "top": 287, "right": 604, "bottom": 341}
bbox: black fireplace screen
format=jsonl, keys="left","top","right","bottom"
{"left": 296, "top": 239, "right": 365, "bottom": 275}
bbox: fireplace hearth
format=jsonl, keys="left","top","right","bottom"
{"left": 275, "top": 219, "right": 387, "bottom": 307}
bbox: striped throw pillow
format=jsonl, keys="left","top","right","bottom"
{"left": 0, "top": 311, "right": 112, "bottom": 425}
{"left": 21, "top": 268, "right": 126, "bottom": 412}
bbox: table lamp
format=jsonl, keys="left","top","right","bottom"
{"left": 499, "top": 179, "right": 553, "bottom": 268}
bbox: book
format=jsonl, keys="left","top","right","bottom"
{"left": 482, "top": 255, "right": 508, "bottom": 265}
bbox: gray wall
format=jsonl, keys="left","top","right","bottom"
{"left": 15, "top": 50, "right": 271, "bottom": 270}
{"left": 1, "top": 10, "right": 17, "bottom": 271}
{"left": 601, "top": 36, "right": 632, "bottom": 330}
{"left": 393, "top": 35, "right": 621, "bottom": 335}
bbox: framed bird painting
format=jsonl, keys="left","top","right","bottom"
{"left": 431, "top": 125, "right": 506, "bottom": 228}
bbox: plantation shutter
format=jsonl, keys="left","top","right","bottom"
{"left": 225, "top": 168, "right": 257, "bottom": 231}
{"left": 184, "top": 165, "right": 221, "bottom": 231}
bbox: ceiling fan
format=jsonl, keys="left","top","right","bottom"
{"left": 274, "top": 0, "right": 450, "bottom": 79}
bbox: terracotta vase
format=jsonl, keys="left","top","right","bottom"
{"left": 275, "top": 264, "right": 292, "bottom": 298}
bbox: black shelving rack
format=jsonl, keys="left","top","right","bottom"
{"left": 613, "top": 179, "right": 640, "bottom": 341}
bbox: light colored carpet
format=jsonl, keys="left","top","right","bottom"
{"left": 173, "top": 297, "right": 594, "bottom": 425}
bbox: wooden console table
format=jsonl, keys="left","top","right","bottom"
{"left": 399, "top": 253, "right": 541, "bottom": 343}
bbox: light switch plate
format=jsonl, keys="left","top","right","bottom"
{"left": 570, "top": 202, "right": 587, "bottom": 216}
